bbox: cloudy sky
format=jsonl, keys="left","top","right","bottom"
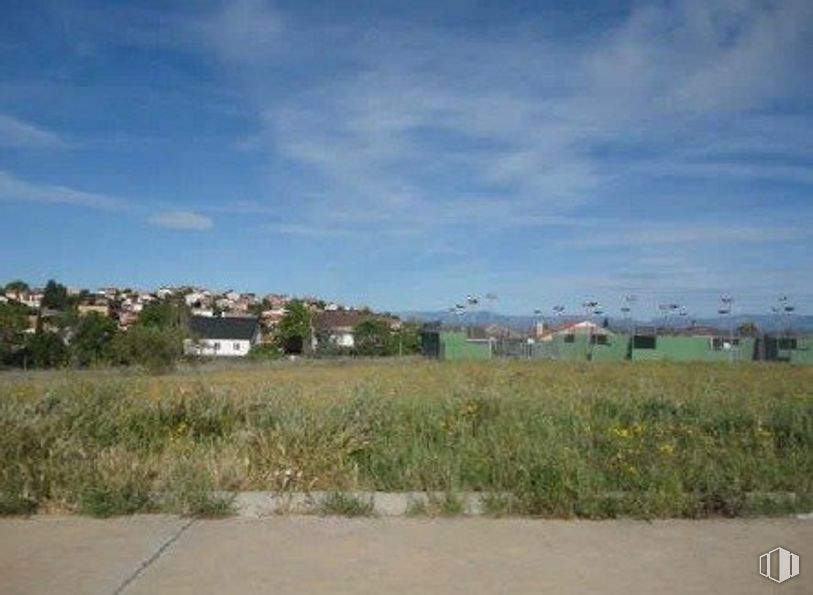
{"left": 1, "top": 0, "right": 811, "bottom": 316}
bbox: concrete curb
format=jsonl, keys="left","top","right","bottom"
{"left": 226, "top": 491, "right": 812, "bottom": 518}
{"left": 230, "top": 491, "right": 489, "bottom": 517}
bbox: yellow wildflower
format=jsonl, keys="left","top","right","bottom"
{"left": 659, "top": 443, "right": 675, "bottom": 456}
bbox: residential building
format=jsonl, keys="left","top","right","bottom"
{"left": 535, "top": 320, "right": 610, "bottom": 341}
{"left": 185, "top": 316, "right": 261, "bottom": 357}
{"left": 311, "top": 310, "right": 399, "bottom": 349}
{"left": 78, "top": 300, "right": 110, "bottom": 317}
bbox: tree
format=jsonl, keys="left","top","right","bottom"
{"left": 0, "top": 302, "right": 29, "bottom": 365}
{"left": 391, "top": 323, "right": 422, "bottom": 356}
{"left": 110, "top": 326, "right": 183, "bottom": 374}
{"left": 70, "top": 312, "right": 118, "bottom": 367}
{"left": 275, "top": 300, "right": 311, "bottom": 354}
{"left": 353, "top": 319, "right": 392, "bottom": 356}
{"left": 23, "top": 331, "right": 69, "bottom": 368}
{"left": 4, "top": 280, "right": 29, "bottom": 294}
{"left": 52, "top": 308, "right": 79, "bottom": 332}
{"left": 139, "top": 301, "right": 187, "bottom": 329}
{"left": 41, "top": 279, "right": 69, "bottom": 310}
{"left": 737, "top": 322, "right": 759, "bottom": 337}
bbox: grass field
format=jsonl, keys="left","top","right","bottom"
{"left": 1, "top": 358, "right": 811, "bottom": 518}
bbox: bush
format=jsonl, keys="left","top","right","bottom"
{"left": 248, "top": 343, "right": 283, "bottom": 361}
{"left": 353, "top": 319, "right": 392, "bottom": 356}
{"left": 70, "top": 312, "right": 118, "bottom": 367}
{"left": 316, "top": 492, "right": 375, "bottom": 517}
{"left": 24, "top": 331, "right": 69, "bottom": 368}
{"left": 0, "top": 477, "right": 38, "bottom": 516}
{"left": 162, "top": 463, "right": 233, "bottom": 518}
{"left": 110, "top": 326, "right": 183, "bottom": 374}
{"left": 406, "top": 493, "right": 465, "bottom": 517}
{"left": 78, "top": 483, "right": 153, "bottom": 517}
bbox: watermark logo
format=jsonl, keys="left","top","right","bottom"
{"left": 759, "top": 547, "right": 800, "bottom": 584}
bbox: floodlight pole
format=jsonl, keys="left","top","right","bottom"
{"left": 552, "top": 305, "right": 565, "bottom": 360}
{"left": 582, "top": 300, "right": 599, "bottom": 361}
{"left": 720, "top": 296, "right": 735, "bottom": 363}
{"left": 622, "top": 294, "right": 636, "bottom": 361}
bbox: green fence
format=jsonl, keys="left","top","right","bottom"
{"left": 438, "top": 331, "right": 492, "bottom": 360}
{"left": 631, "top": 335, "right": 755, "bottom": 363}
{"left": 532, "top": 334, "right": 628, "bottom": 362}
{"left": 765, "top": 336, "right": 813, "bottom": 365}
{"left": 425, "top": 328, "right": 810, "bottom": 364}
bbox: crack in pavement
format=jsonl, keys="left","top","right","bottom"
{"left": 111, "top": 518, "right": 195, "bottom": 595}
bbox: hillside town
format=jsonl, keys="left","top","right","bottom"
{"left": 0, "top": 279, "right": 414, "bottom": 369}
{"left": 2, "top": 281, "right": 362, "bottom": 333}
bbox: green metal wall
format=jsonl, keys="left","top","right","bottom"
{"left": 439, "top": 331, "right": 491, "bottom": 360}
{"left": 780, "top": 337, "right": 813, "bottom": 365}
{"left": 631, "top": 336, "right": 756, "bottom": 363}
{"left": 430, "top": 330, "right": 809, "bottom": 364}
{"left": 532, "top": 334, "right": 628, "bottom": 362}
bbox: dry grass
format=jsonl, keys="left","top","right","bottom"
{"left": 1, "top": 358, "right": 811, "bottom": 517}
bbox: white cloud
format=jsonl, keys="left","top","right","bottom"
{"left": 562, "top": 223, "right": 809, "bottom": 249}
{"left": 198, "top": 0, "right": 284, "bottom": 64}
{"left": 197, "top": 0, "right": 812, "bottom": 238}
{"left": 0, "top": 113, "right": 67, "bottom": 148}
{"left": 148, "top": 210, "right": 213, "bottom": 230}
{"left": 0, "top": 170, "right": 123, "bottom": 209}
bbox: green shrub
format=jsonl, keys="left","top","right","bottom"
{"left": 162, "top": 462, "right": 233, "bottom": 518}
{"left": 0, "top": 478, "right": 38, "bottom": 516}
{"left": 110, "top": 326, "right": 183, "bottom": 374}
{"left": 316, "top": 493, "right": 375, "bottom": 517}
{"left": 406, "top": 492, "right": 465, "bottom": 517}
{"left": 78, "top": 483, "right": 153, "bottom": 517}
{"left": 248, "top": 343, "right": 283, "bottom": 361}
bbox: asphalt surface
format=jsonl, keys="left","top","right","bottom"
{"left": 1, "top": 516, "right": 810, "bottom": 594}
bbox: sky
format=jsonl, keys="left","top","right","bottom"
{"left": 1, "top": 0, "right": 811, "bottom": 317}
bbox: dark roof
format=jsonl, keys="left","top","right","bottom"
{"left": 189, "top": 316, "right": 259, "bottom": 340}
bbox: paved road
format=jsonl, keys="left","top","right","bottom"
{"left": 1, "top": 516, "right": 810, "bottom": 594}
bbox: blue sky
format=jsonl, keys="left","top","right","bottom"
{"left": 1, "top": 0, "right": 811, "bottom": 316}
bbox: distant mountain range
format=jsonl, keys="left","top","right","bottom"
{"left": 398, "top": 310, "right": 813, "bottom": 333}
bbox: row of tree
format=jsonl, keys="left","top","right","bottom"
{"left": 0, "top": 296, "right": 186, "bottom": 373}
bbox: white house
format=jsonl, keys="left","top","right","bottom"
{"left": 311, "top": 310, "right": 400, "bottom": 350}
{"left": 535, "top": 320, "right": 612, "bottom": 341}
{"left": 184, "top": 291, "right": 211, "bottom": 307}
{"left": 311, "top": 310, "right": 369, "bottom": 349}
{"left": 185, "top": 316, "right": 261, "bottom": 357}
